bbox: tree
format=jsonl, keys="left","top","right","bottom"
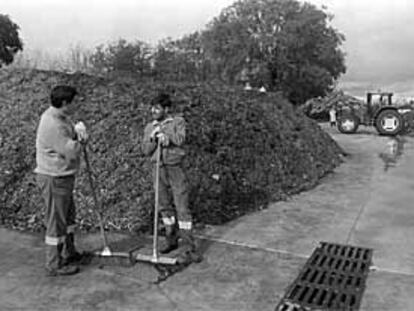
{"left": 0, "top": 14, "right": 23, "bottom": 67}
{"left": 89, "top": 39, "right": 152, "bottom": 75}
{"left": 201, "top": 0, "right": 346, "bottom": 104}
{"left": 152, "top": 38, "right": 184, "bottom": 80}
{"left": 152, "top": 33, "right": 210, "bottom": 81}
{"left": 202, "top": 14, "right": 253, "bottom": 84}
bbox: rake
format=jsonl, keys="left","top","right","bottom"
{"left": 82, "top": 144, "right": 136, "bottom": 266}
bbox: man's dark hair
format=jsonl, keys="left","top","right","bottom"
{"left": 50, "top": 85, "right": 78, "bottom": 108}
{"left": 151, "top": 92, "right": 172, "bottom": 108}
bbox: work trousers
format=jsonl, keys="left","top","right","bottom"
{"left": 154, "top": 164, "right": 192, "bottom": 230}
{"left": 36, "top": 174, "right": 77, "bottom": 270}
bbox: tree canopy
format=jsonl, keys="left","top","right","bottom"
{"left": 201, "top": 0, "right": 346, "bottom": 104}
{"left": 84, "top": 0, "right": 346, "bottom": 105}
{"left": 0, "top": 14, "right": 23, "bottom": 67}
{"left": 89, "top": 39, "right": 151, "bottom": 74}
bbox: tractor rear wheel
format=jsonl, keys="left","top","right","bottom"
{"left": 375, "top": 110, "right": 403, "bottom": 136}
{"left": 337, "top": 113, "right": 359, "bottom": 134}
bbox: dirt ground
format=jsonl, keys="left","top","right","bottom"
{"left": 1, "top": 123, "right": 414, "bottom": 311}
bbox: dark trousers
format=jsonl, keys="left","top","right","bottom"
{"left": 36, "top": 174, "right": 77, "bottom": 270}
{"left": 154, "top": 164, "right": 192, "bottom": 229}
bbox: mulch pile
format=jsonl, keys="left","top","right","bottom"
{"left": 0, "top": 69, "right": 344, "bottom": 233}
{"left": 301, "top": 91, "right": 364, "bottom": 120}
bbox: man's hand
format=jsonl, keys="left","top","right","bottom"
{"left": 150, "top": 126, "right": 161, "bottom": 140}
{"left": 74, "top": 121, "right": 89, "bottom": 143}
{"left": 156, "top": 132, "right": 170, "bottom": 146}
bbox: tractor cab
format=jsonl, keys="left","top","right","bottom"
{"left": 367, "top": 92, "right": 393, "bottom": 106}
{"left": 366, "top": 92, "right": 393, "bottom": 122}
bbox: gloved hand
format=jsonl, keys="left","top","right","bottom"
{"left": 156, "top": 132, "right": 170, "bottom": 146}
{"left": 150, "top": 126, "right": 161, "bottom": 140}
{"left": 74, "top": 121, "right": 88, "bottom": 143}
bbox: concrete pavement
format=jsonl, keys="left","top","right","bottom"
{"left": 1, "top": 124, "right": 414, "bottom": 310}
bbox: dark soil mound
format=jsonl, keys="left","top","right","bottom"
{"left": 0, "top": 69, "right": 344, "bottom": 233}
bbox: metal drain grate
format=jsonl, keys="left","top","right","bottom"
{"left": 276, "top": 242, "right": 373, "bottom": 311}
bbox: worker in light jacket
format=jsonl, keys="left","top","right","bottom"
{"left": 35, "top": 85, "right": 88, "bottom": 276}
{"left": 142, "top": 92, "right": 201, "bottom": 264}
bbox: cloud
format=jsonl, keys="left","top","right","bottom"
{"left": 303, "top": 0, "right": 414, "bottom": 95}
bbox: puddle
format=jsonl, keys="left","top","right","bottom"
{"left": 378, "top": 136, "right": 406, "bottom": 172}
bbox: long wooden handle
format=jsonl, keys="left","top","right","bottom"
{"left": 152, "top": 140, "right": 161, "bottom": 260}
{"left": 83, "top": 145, "right": 108, "bottom": 248}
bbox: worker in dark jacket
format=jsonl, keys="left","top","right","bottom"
{"left": 35, "top": 85, "right": 88, "bottom": 276}
{"left": 142, "top": 93, "right": 201, "bottom": 264}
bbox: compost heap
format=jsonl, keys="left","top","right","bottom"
{"left": 0, "top": 69, "right": 344, "bottom": 233}
{"left": 302, "top": 91, "right": 364, "bottom": 120}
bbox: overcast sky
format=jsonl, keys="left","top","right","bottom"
{"left": 1, "top": 0, "right": 414, "bottom": 95}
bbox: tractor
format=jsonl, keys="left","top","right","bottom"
{"left": 336, "top": 92, "right": 409, "bottom": 136}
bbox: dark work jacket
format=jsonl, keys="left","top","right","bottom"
{"left": 142, "top": 116, "right": 186, "bottom": 165}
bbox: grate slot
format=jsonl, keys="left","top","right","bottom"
{"left": 340, "top": 246, "right": 347, "bottom": 256}
{"left": 339, "top": 258, "right": 346, "bottom": 271}
{"left": 307, "top": 288, "right": 319, "bottom": 304}
{"left": 355, "top": 248, "right": 361, "bottom": 260}
{"left": 317, "top": 271, "right": 327, "bottom": 285}
{"left": 339, "top": 292, "right": 348, "bottom": 308}
{"left": 343, "top": 259, "right": 351, "bottom": 272}
{"left": 350, "top": 261, "right": 358, "bottom": 273}
{"left": 346, "top": 275, "right": 354, "bottom": 288}
{"left": 352, "top": 260, "right": 365, "bottom": 274}
{"left": 341, "top": 292, "right": 357, "bottom": 309}
{"left": 348, "top": 247, "right": 355, "bottom": 259}
{"left": 363, "top": 249, "right": 370, "bottom": 260}
{"left": 309, "top": 270, "right": 319, "bottom": 283}
{"left": 355, "top": 276, "right": 362, "bottom": 288}
{"left": 298, "top": 286, "right": 310, "bottom": 302}
{"left": 316, "top": 289, "right": 328, "bottom": 306}
{"left": 300, "top": 268, "right": 311, "bottom": 282}
{"left": 336, "top": 273, "right": 345, "bottom": 287}
{"left": 327, "top": 257, "right": 335, "bottom": 269}
{"left": 335, "top": 258, "right": 343, "bottom": 270}
{"left": 322, "top": 243, "right": 331, "bottom": 253}
{"left": 326, "top": 291, "right": 338, "bottom": 308}
{"left": 318, "top": 254, "right": 327, "bottom": 267}
{"left": 327, "top": 271, "right": 336, "bottom": 286}
{"left": 360, "top": 262, "right": 367, "bottom": 274}
{"left": 288, "top": 284, "right": 302, "bottom": 300}
{"left": 311, "top": 253, "right": 320, "bottom": 266}
{"left": 349, "top": 293, "right": 357, "bottom": 307}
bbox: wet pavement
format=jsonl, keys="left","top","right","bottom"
{"left": 1, "top": 123, "right": 414, "bottom": 310}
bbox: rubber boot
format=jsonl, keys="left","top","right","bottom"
{"left": 45, "top": 244, "right": 60, "bottom": 272}
{"left": 177, "top": 229, "right": 202, "bottom": 264}
{"left": 62, "top": 233, "right": 84, "bottom": 265}
{"left": 45, "top": 244, "right": 79, "bottom": 277}
{"left": 160, "top": 225, "right": 179, "bottom": 254}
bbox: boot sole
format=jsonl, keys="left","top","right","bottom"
{"left": 45, "top": 267, "right": 80, "bottom": 277}
{"left": 160, "top": 244, "right": 179, "bottom": 254}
